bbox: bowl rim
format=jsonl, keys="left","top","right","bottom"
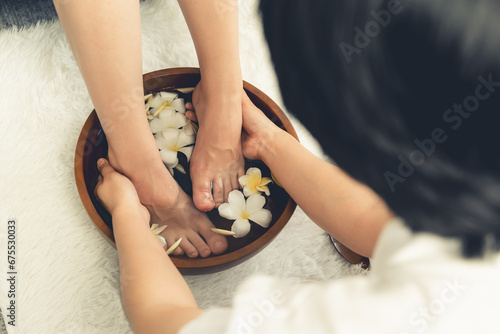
{"left": 75, "top": 67, "right": 299, "bottom": 269}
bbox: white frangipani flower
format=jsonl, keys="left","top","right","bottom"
{"left": 155, "top": 128, "right": 195, "bottom": 168}
{"left": 239, "top": 167, "right": 272, "bottom": 197}
{"left": 182, "top": 119, "right": 198, "bottom": 136}
{"left": 146, "top": 91, "right": 195, "bottom": 175}
{"left": 150, "top": 224, "right": 167, "bottom": 247}
{"left": 149, "top": 108, "right": 189, "bottom": 133}
{"left": 145, "top": 91, "right": 186, "bottom": 117}
{"left": 218, "top": 190, "right": 272, "bottom": 238}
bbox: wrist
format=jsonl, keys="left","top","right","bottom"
{"left": 259, "top": 126, "right": 288, "bottom": 164}
{"left": 108, "top": 142, "right": 163, "bottom": 178}
{"left": 199, "top": 67, "right": 242, "bottom": 95}
{"left": 112, "top": 204, "right": 149, "bottom": 224}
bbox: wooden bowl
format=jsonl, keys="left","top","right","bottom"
{"left": 74, "top": 68, "right": 298, "bottom": 274}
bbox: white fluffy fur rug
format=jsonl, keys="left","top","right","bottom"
{"left": 0, "top": 1, "right": 365, "bottom": 333}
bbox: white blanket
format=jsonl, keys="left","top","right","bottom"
{"left": 0, "top": 1, "right": 365, "bottom": 333}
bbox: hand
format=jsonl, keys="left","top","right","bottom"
{"left": 94, "top": 158, "right": 150, "bottom": 222}
{"left": 240, "top": 92, "right": 282, "bottom": 160}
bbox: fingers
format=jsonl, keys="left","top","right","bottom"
{"left": 94, "top": 174, "right": 103, "bottom": 201}
{"left": 185, "top": 102, "right": 199, "bottom": 122}
{"left": 185, "top": 110, "right": 198, "bottom": 122}
{"left": 97, "top": 158, "right": 116, "bottom": 177}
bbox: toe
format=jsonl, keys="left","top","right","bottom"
{"left": 192, "top": 173, "right": 215, "bottom": 212}
{"left": 212, "top": 177, "right": 225, "bottom": 208}
{"left": 230, "top": 174, "right": 240, "bottom": 193}
{"left": 187, "top": 232, "right": 212, "bottom": 258}
{"left": 223, "top": 176, "right": 234, "bottom": 203}
{"left": 172, "top": 247, "right": 184, "bottom": 256}
{"left": 237, "top": 168, "right": 245, "bottom": 186}
{"left": 165, "top": 235, "right": 185, "bottom": 256}
{"left": 178, "top": 237, "right": 199, "bottom": 258}
{"left": 198, "top": 224, "right": 228, "bottom": 255}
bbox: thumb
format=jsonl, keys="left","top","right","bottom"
{"left": 97, "top": 158, "right": 115, "bottom": 177}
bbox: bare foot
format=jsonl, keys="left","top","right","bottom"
{"left": 108, "top": 140, "right": 228, "bottom": 257}
{"left": 147, "top": 183, "right": 228, "bottom": 258}
{"left": 187, "top": 82, "right": 245, "bottom": 211}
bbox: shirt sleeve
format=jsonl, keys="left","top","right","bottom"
{"left": 179, "top": 275, "right": 347, "bottom": 334}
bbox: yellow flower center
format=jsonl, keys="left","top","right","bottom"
{"left": 168, "top": 144, "right": 181, "bottom": 152}
{"left": 240, "top": 212, "right": 250, "bottom": 220}
{"left": 247, "top": 174, "right": 261, "bottom": 190}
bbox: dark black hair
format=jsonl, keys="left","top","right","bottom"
{"left": 260, "top": 0, "right": 500, "bottom": 257}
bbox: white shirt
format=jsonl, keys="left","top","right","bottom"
{"left": 180, "top": 218, "right": 500, "bottom": 334}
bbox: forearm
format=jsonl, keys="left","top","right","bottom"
{"left": 178, "top": 0, "right": 242, "bottom": 91}
{"left": 112, "top": 207, "right": 200, "bottom": 333}
{"left": 54, "top": 0, "right": 156, "bottom": 161}
{"left": 262, "top": 130, "right": 393, "bottom": 257}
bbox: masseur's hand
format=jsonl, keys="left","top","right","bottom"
{"left": 94, "top": 158, "right": 150, "bottom": 222}
{"left": 240, "top": 92, "right": 282, "bottom": 161}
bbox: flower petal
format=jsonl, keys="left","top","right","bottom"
{"left": 179, "top": 145, "right": 194, "bottom": 161}
{"left": 260, "top": 177, "right": 273, "bottom": 186}
{"left": 160, "top": 149, "right": 178, "bottom": 166}
{"left": 158, "top": 107, "right": 175, "bottom": 121}
{"left": 246, "top": 167, "right": 262, "bottom": 179}
{"left": 165, "top": 237, "right": 182, "bottom": 255}
{"left": 176, "top": 87, "right": 195, "bottom": 94}
{"left": 245, "top": 193, "right": 266, "bottom": 213}
{"left": 238, "top": 175, "right": 252, "bottom": 188}
{"left": 157, "top": 235, "right": 167, "bottom": 247}
{"left": 256, "top": 185, "right": 271, "bottom": 196}
{"left": 218, "top": 202, "right": 240, "bottom": 220}
{"left": 242, "top": 185, "right": 259, "bottom": 197}
{"left": 155, "top": 134, "right": 169, "bottom": 150}
{"left": 148, "top": 94, "right": 164, "bottom": 112}
{"left": 159, "top": 108, "right": 188, "bottom": 129}
{"left": 158, "top": 91, "right": 178, "bottom": 103}
{"left": 170, "top": 112, "right": 189, "bottom": 129}
{"left": 171, "top": 98, "right": 186, "bottom": 113}
{"left": 231, "top": 218, "right": 251, "bottom": 238}
{"left": 154, "top": 225, "right": 167, "bottom": 235}
{"left": 150, "top": 118, "right": 165, "bottom": 133}
{"left": 183, "top": 122, "right": 196, "bottom": 136}
{"left": 177, "top": 131, "right": 196, "bottom": 148}
{"left": 248, "top": 209, "right": 272, "bottom": 228}
{"left": 211, "top": 228, "right": 235, "bottom": 236}
{"left": 174, "top": 164, "right": 187, "bottom": 174}
{"left": 228, "top": 190, "right": 246, "bottom": 211}
{"left": 162, "top": 128, "right": 181, "bottom": 146}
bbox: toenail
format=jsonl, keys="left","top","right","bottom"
{"left": 214, "top": 241, "right": 223, "bottom": 250}
{"left": 202, "top": 249, "right": 210, "bottom": 257}
{"left": 190, "top": 252, "right": 198, "bottom": 258}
